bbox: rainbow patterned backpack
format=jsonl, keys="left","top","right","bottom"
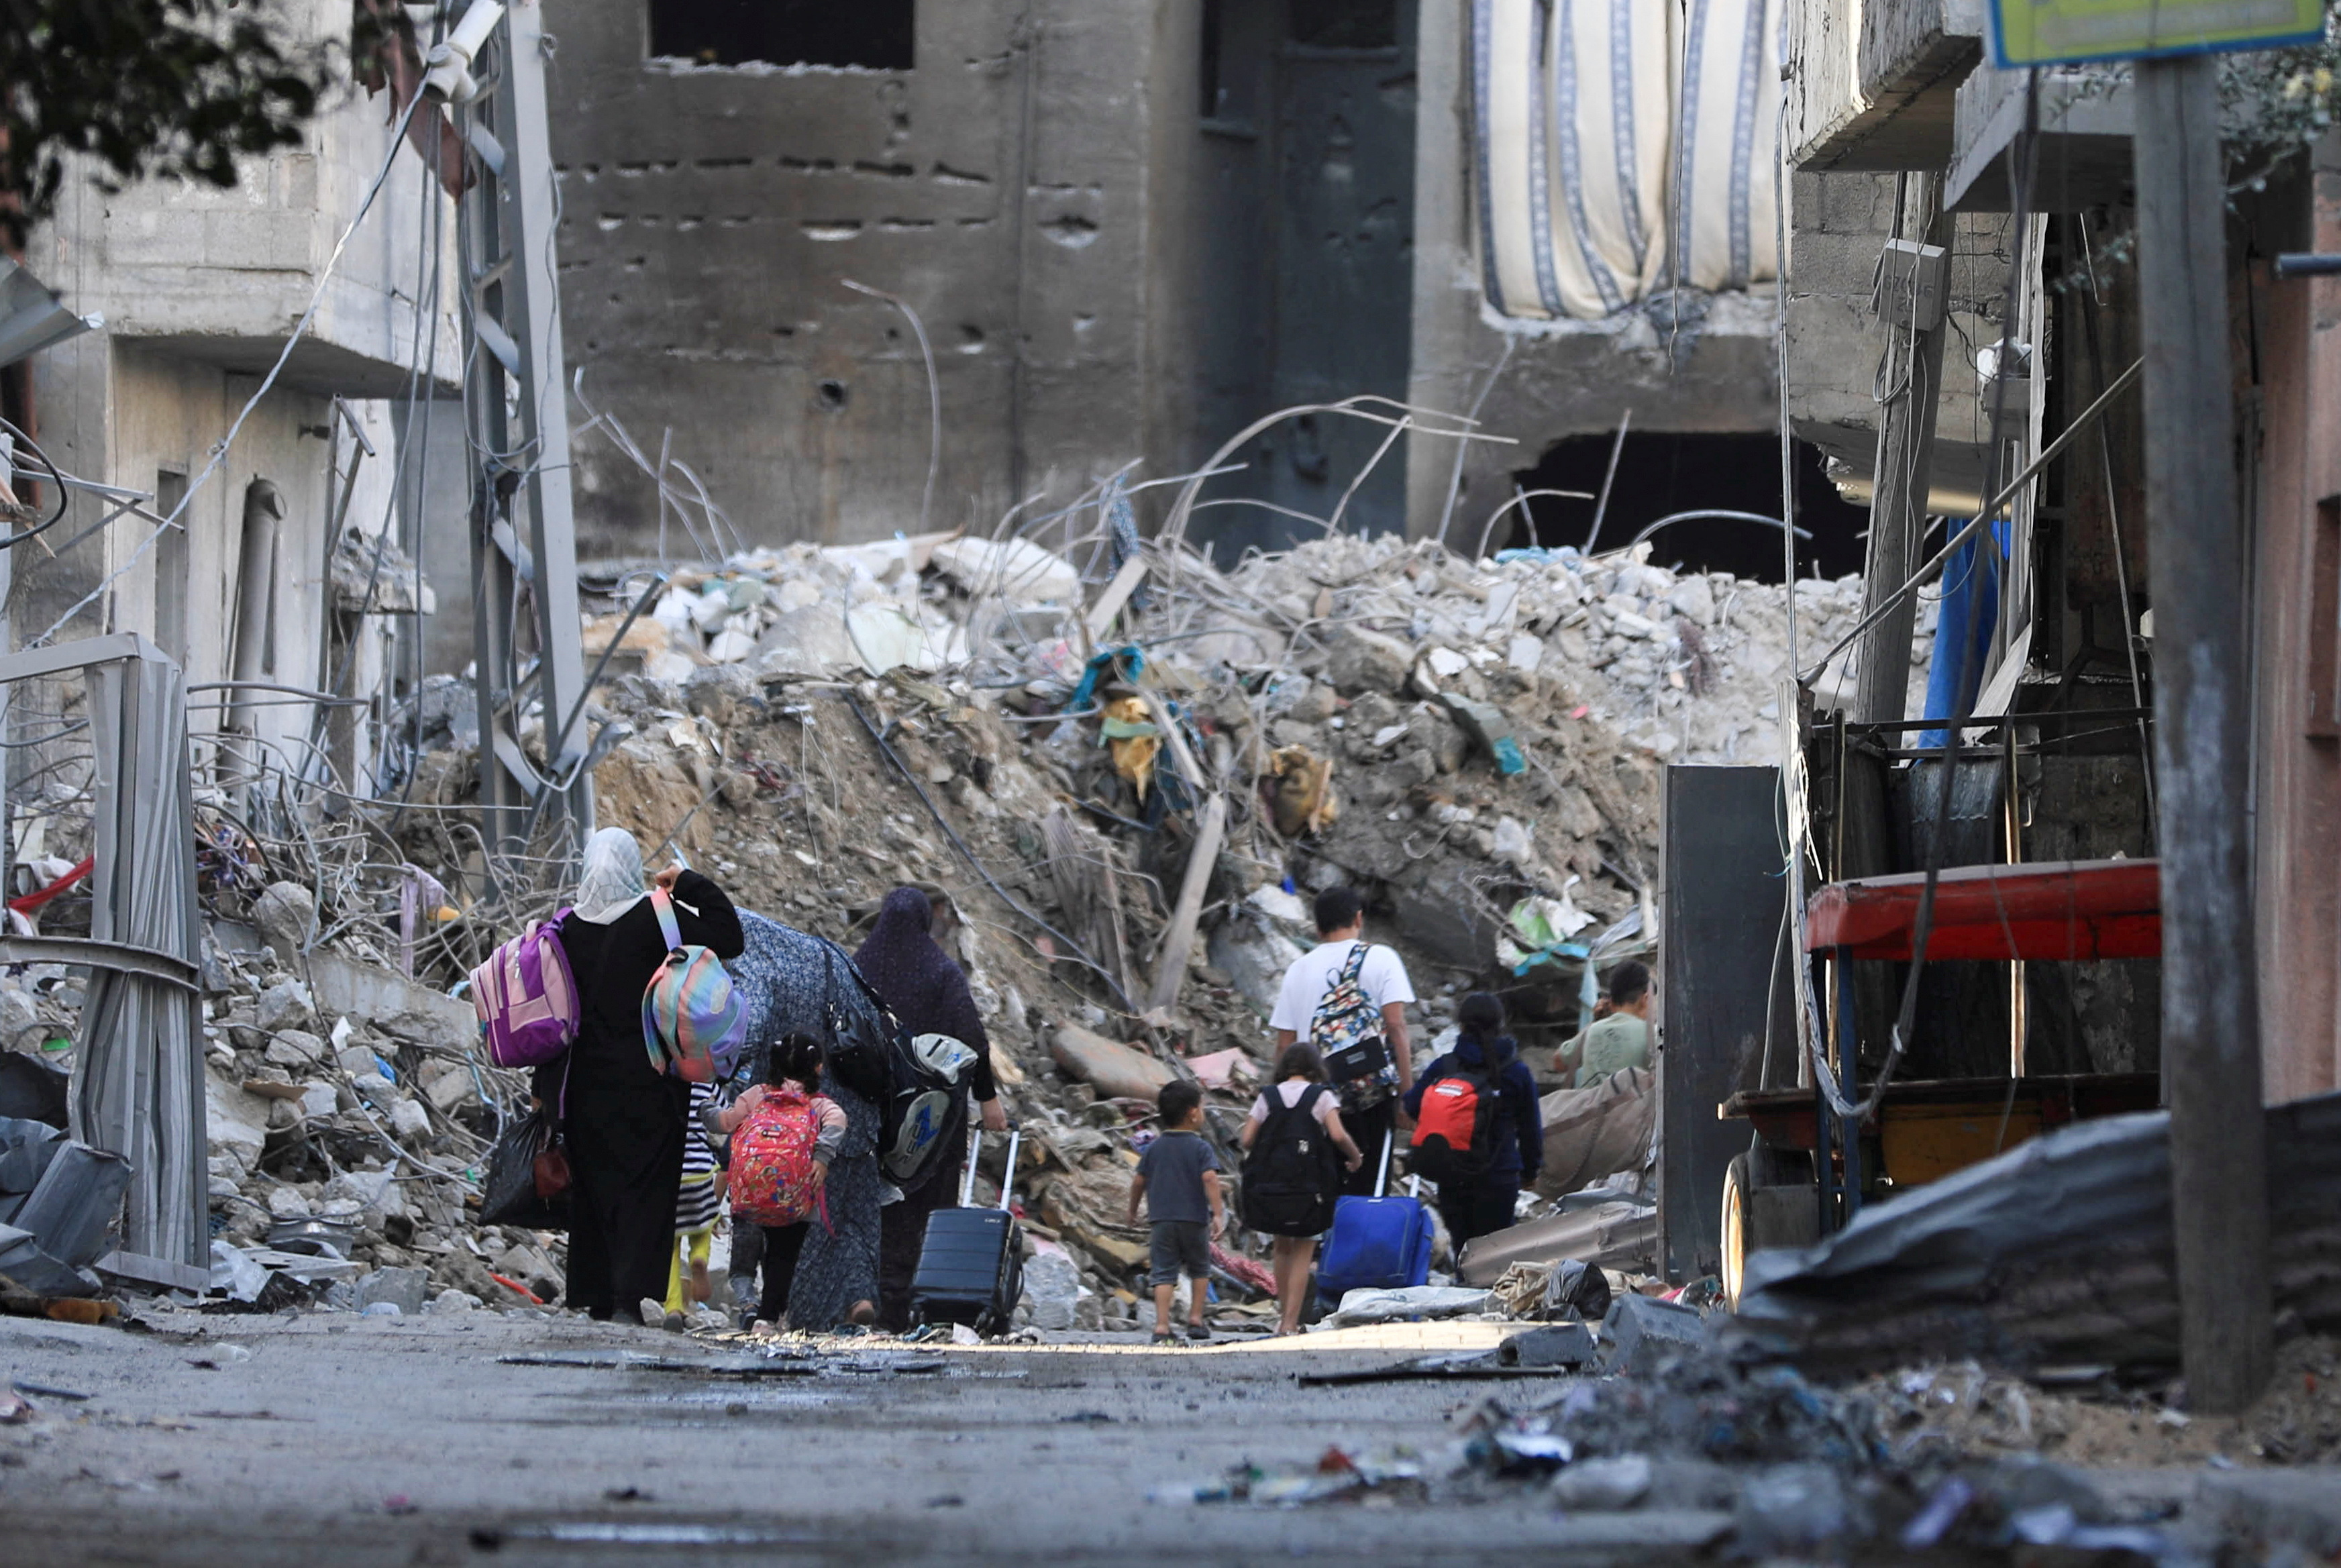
{"left": 640, "top": 887, "right": 746, "bottom": 1084}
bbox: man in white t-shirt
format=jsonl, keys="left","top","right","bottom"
{"left": 1271, "top": 886, "right": 1416, "bottom": 1197}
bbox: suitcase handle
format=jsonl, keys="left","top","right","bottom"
{"left": 957, "top": 1121, "right": 1021, "bottom": 1210}
{"left": 1374, "top": 1131, "right": 1392, "bottom": 1198}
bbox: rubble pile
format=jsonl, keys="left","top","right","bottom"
{"left": 1169, "top": 1323, "right": 2341, "bottom": 1559}
{"left": 379, "top": 525, "right": 1906, "bottom": 1325}
{"left": 190, "top": 915, "right": 563, "bottom": 1316}
{"left": 0, "top": 511, "right": 1910, "bottom": 1330}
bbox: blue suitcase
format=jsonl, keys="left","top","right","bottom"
{"left": 1316, "top": 1137, "right": 1433, "bottom": 1305}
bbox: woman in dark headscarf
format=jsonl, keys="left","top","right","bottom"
{"left": 548, "top": 829, "right": 743, "bottom": 1324}
{"left": 722, "top": 910, "right": 884, "bottom": 1331}
{"left": 855, "top": 886, "right": 1006, "bottom": 1330}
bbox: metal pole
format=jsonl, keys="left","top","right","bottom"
{"left": 456, "top": 0, "right": 592, "bottom": 892}
{"left": 1855, "top": 180, "right": 1953, "bottom": 725}
{"left": 2133, "top": 52, "right": 2271, "bottom": 1414}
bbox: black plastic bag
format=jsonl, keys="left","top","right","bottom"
{"left": 482, "top": 1108, "right": 569, "bottom": 1229}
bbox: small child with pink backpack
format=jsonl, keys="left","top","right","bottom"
{"left": 712, "top": 1033, "right": 845, "bottom": 1335}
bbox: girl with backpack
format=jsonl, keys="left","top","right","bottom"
{"left": 1239, "top": 1043, "right": 1364, "bottom": 1336}
{"left": 712, "top": 1033, "right": 847, "bottom": 1335}
{"left": 722, "top": 912, "right": 884, "bottom": 1331}
{"left": 1401, "top": 993, "right": 1544, "bottom": 1249}
{"left": 543, "top": 830, "right": 743, "bottom": 1324}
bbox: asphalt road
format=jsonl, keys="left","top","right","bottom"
{"left": 0, "top": 1308, "right": 1728, "bottom": 1567}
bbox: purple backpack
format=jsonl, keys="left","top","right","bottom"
{"left": 471, "top": 909, "right": 580, "bottom": 1069}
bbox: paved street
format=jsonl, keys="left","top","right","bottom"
{"left": 0, "top": 1310, "right": 1728, "bottom": 1567}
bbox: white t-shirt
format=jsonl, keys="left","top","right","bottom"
{"left": 1246, "top": 1078, "right": 1341, "bottom": 1130}
{"left": 1270, "top": 939, "right": 1418, "bottom": 1037}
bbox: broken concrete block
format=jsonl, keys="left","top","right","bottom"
{"left": 264, "top": 1030, "right": 326, "bottom": 1069}
{"left": 356, "top": 1265, "right": 430, "bottom": 1317}
{"left": 1021, "top": 1249, "right": 1081, "bottom": 1331}
{"left": 297, "top": 1082, "right": 339, "bottom": 1120}
{"left": 754, "top": 603, "right": 861, "bottom": 679}
{"left": 256, "top": 980, "right": 316, "bottom": 1035}
{"left": 422, "top": 1064, "right": 479, "bottom": 1113}
{"left": 388, "top": 1099, "right": 432, "bottom": 1139}
{"left": 251, "top": 882, "right": 316, "bottom": 965}
{"left": 306, "top": 951, "right": 475, "bottom": 1058}
{"left": 1320, "top": 625, "right": 1413, "bottom": 695}
{"left": 1049, "top": 1026, "right": 1173, "bottom": 1103}
{"left": 1280, "top": 679, "right": 1339, "bottom": 724}
{"left": 1667, "top": 576, "right": 1716, "bottom": 625}
{"left": 203, "top": 1074, "right": 270, "bottom": 1171}
{"left": 266, "top": 1186, "right": 311, "bottom": 1220}
{"left": 1602, "top": 1292, "right": 1707, "bottom": 1375}
{"left": 1497, "top": 1321, "right": 1597, "bottom": 1368}
{"left": 323, "top": 1169, "right": 407, "bottom": 1226}
{"left": 930, "top": 535, "right": 1080, "bottom": 605}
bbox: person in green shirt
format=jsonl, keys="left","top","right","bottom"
{"left": 1574, "top": 960, "right": 1655, "bottom": 1089}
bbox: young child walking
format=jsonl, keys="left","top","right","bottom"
{"left": 1125, "top": 1081, "right": 1225, "bottom": 1345}
{"left": 661, "top": 1078, "right": 726, "bottom": 1326}
{"left": 715, "top": 1034, "right": 847, "bottom": 1336}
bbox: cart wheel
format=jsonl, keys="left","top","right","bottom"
{"left": 1721, "top": 1153, "right": 1754, "bottom": 1310}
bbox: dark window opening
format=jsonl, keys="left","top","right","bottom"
{"left": 647, "top": 0, "right": 914, "bottom": 70}
{"left": 1288, "top": 0, "right": 1398, "bottom": 48}
{"left": 1502, "top": 431, "right": 1869, "bottom": 583}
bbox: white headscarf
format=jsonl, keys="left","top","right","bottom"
{"left": 571, "top": 828, "right": 647, "bottom": 925}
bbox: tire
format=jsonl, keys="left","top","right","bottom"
{"left": 1721, "top": 1152, "right": 1754, "bottom": 1310}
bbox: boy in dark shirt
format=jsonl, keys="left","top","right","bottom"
{"left": 1125, "top": 1081, "right": 1225, "bottom": 1345}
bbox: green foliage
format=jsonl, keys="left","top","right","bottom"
{"left": 0, "top": 0, "right": 335, "bottom": 240}
{"left": 2218, "top": 7, "right": 2341, "bottom": 192}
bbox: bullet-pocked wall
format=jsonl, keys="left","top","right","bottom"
{"left": 547, "top": 0, "right": 1201, "bottom": 558}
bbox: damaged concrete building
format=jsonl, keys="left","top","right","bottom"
{"left": 541, "top": 0, "right": 1862, "bottom": 578}
{"left": 9, "top": 0, "right": 456, "bottom": 794}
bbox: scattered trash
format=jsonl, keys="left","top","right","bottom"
{"left": 1320, "top": 1285, "right": 1492, "bottom": 1327}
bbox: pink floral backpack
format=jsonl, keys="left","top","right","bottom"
{"left": 729, "top": 1084, "right": 831, "bottom": 1228}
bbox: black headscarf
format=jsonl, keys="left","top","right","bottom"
{"left": 853, "top": 887, "right": 994, "bottom": 1100}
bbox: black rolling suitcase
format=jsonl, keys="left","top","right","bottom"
{"left": 909, "top": 1126, "right": 1025, "bottom": 1335}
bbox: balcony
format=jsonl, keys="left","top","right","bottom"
{"left": 1789, "top": 0, "right": 1988, "bottom": 172}
{"left": 50, "top": 0, "right": 460, "bottom": 396}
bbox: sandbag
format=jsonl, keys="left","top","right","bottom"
{"left": 1532, "top": 1065, "right": 1655, "bottom": 1200}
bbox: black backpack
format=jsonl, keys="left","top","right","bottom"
{"left": 1240, "top": 1084, "right": 1343, "bottom": 1236}
{"left": 826, "top": 963, "right": 974, "bottom": 1194}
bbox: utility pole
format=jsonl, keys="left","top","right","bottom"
{"left": 2132, "top": 52, "right": 2272, "bottom": 1414}
{"left": 446, "top": 0, "right": 594, "bottom": 890}
{"left": 1853, "top": 180, "right": 1953, "bottom": 726}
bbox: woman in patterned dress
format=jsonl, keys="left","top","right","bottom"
{"left": 723, "top": 910, "right": 882, "bottom": 1330}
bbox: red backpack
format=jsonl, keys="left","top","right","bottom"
{"left": 1409, "top": 1067, "right": 1498, "bottom": 1185}
{"left": 729, "top": 1086, "right": 830, "bottom": 1228}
